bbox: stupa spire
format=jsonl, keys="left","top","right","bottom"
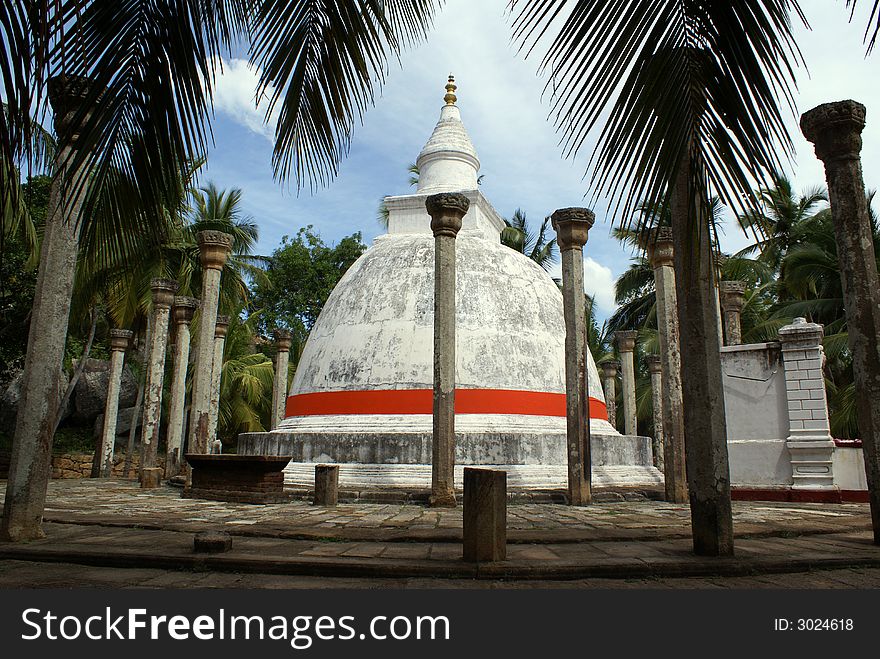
{"left": 415, "top": 75, "right": 480, "bottom": 194}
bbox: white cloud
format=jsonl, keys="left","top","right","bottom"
{"left": 583, "top": 257, "right": 617, "bottom": 315}
{"left": 212, "top": 58, "right": 276, "bottom": 141}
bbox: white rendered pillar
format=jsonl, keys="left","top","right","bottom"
{"left": 206, "top": 315, "right": 230, "bottom": 447}
{"left": 271, "top": 329, "right": 293, "bottom": 430}
{"left": 140, "top": 278, "right": 177, "bottom": 484}
{"left": 779, "top": 318, "right": 835, "bottom": 490}
{"left": 165, "top": 296, "right": 198, "bottom": 478}
{"left": 615, "top": 330, "right": 638, "bottom": 436}
{"left": 98, "top": 329, "right": 133, "bottom": 477}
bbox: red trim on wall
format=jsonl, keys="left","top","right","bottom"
{"left": 285, "top": 389, "right": 608, "bottom": 420}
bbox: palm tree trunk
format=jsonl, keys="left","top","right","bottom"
{"left": 670, "top": 153, "right": 734, "bottom": 556}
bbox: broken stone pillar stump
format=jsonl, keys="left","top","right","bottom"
{"left": 719, "top": 280, "right": 746, "bottom": 346}
{"left": 463, "top": 468, "right": 507, "bottom": 562}
{"left": 801, "top": 99, "right": 880, "bottom": 543}
{"left": 552, "top": 207, "right": 595, "bottom": 506}
{"left": 426, "top": 192, "right": 470, "bottom": 508}
{"left": 194, "top": 531, "right": 232, "bottom": 554}
{"left": 647, "top": 227, "right": 687, "bottom": 503}
{"left": 615, "top": 330, "right": 639, "bottom": 436}
{"left": 314, "top": 464, "right": 340, "bottom": 507}
{"left": 98, "top": 329, "right": 133, "bottom": 477}
{"left": 271, "top": 329, "right": 293, "bottom": 430}
{"left": 188, "top": 231, "right": 233, "bottom": 465}
{"left": 140, "top": 278, "right": 178, "bottom": 478}
{"left": 141, "top": 467, "right": 163, "bottom": 489}
{"left": 165, "top": 296, "right": 198, "bottom": 478}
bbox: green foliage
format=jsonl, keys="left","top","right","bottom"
{"left": 252, "top": 226, "right": 366, "bottom": 343}
{"left": 500, "top": 209, "right": 558, "bottom": 271}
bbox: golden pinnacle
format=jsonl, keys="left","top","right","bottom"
{"left": 444, "top": 74, "right": 457, "bottom": 105}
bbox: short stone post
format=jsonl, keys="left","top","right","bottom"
{"left": 165, "top": 296, "right": 198, "bottom": 478}
{"left": 646, "top": 355, "right": 665, "bottom": 472}
{"left": 188, "top": 231, "right": 233, "bottom": 458}
{"left": 552, "top": 207, "right": 595, "bottom": 506}
{"left": 314, "top": 465, "right": 339, "bottom": 506}
{"left": 646, "top": 227, "right": 687, "bottom": 503}
{"left": 271, "top": 329, "right": 293, "bottom": 430}
{"left": 425, "top": 192, "right": 470, "bottom": 508}
{"left": 140, "top": 278, "right": 177, "bottom": 485}
{"left": 97, "top": 329, "right": 133, "bottom": 477}
{"left": 463, "top": 468, "right": 507, "bottom": 562}
{"left": 719, "top": 280, "right": 747, "bottom": 346}
{"left": 802, "top": 100, "right": 880, "bottom": 543}
{"left": 206, "top": 315, "right": 230, "bottom": 446}
{"left": 778, "top": 318, "right": 836, "bottom": 489}
{"left": 599, "top": 359, "right": 619, "bottom": 428}
{"left": 615, "top": 330, "right": 638, "bottom": 436}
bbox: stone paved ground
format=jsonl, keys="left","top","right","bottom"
{"left": 0, "top": 479, "right": 878, "bottom": 587}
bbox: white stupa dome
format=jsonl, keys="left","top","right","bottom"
{"left": 241, "top": 77, "right": 658, "bottom": 488}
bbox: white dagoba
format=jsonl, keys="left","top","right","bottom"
{"left": 240, "top": 77, "right": 660, "bottom": 490}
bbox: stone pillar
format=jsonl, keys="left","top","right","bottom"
{"left": 314, "top": 465, "right": 339, "bottom": 507}
{"left": 646, "top": 355, "right": 665, "bottom": 472}
{"left": 425, "top": 192, "right": 470, "bottom": 508}
{"left": 206, "top": 315, "right": 230, "bottom": 447}
{"left": 271, "top": 329, "right": 293, "bottom": 430}
{"left": 97, "top": 329, "right": 133, "bottom": 477}
{"left": 463, "top": 468, "right": 507, "bottom": 562}
{"left": 188, "top": 231, "right": 233, "bottom": 458}
{"left": 615, "top": 330, "right": 638, "bottom": 436}
{"left": 2, "top": 76, "right": 98, "bottom": 541}
{"left": 165, "top": 296, "right": 198, "bottom": 478}
{"left": 552, "top": 207, "right": 595, "bottom": 506}
{"left": 139, "top": 278, "right": 177, "bottom": 484}
{"left": 778, "top": 318, "right": 835, "bottom": 490}
{"left": 646, "top": 227, "right": 688, "bottom": 503}
{"left": 719, "top": 280, "right": 747, "bottom": 346}
{"left": 599, "top": 359, "right": 619, "bottom": 429}
{"left": 802, "top": 100, "right": 880, "bottom": 543}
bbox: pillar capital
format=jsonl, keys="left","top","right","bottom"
{"left": 150, "top": 278, "right": 178, "bottom": 308}
{"left": 214, "top": 314, "right": 231, "bottom": 339}
{"left": 778, "top": 317, "right": 824, "bottom": 350}
{"left": 615, "top": 330, "right": 638, "bottom": 353}
{"left": 196, "top": 230, "right": 234, "bottom": 270}
{"left": 108, "top": 329, "right": 133, "bottom": 352}
{"left": 425, "top": 192, "right": 469, "bottom": 237}
{"left": 646, "top": 354, "right": 662, "bottom": 374}
{"left": 599, "top": 359, "right": 620, "bottom": 378}
{"left": 719, "top": 280, "right": 746, "bottom": 312}
{"left": 646, "top": 226, "right": 674, "bottom": 268}
{"left": 47, "top": 74, "right": 102, "bottom": 145}
{"left": 273, "top": 328, "right": 293, "bottom": 351}
{"left": 801, "top": 100, "right": 865, "bottom": 163}
{"left": 172, "top": 296, "right": 199, "bottom": 325}
{"left": 551, "top": 207, "right": 595, "bottom": 250}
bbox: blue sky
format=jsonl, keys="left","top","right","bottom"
{"left": 200, "top": 0, "right": 880, "bottom": 320}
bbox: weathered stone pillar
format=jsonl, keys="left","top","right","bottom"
{"left": 314, "top": 465, "right": 339, "bottom": 507}
{"left": 802, "top": 100, "right": 880, "bottom": 542}
{"left": 165, "top": 296, "right": 198, "bottom": 478}
{"left": 615, "top": 330, "right": 638, "bottom": 436}
{"left": 271, "top": 329, "right": 293, "bottom": 430}
{"left": 599, "top": 359, "right": 619, "bottom": 429}
{"left": 97, "top": 329, "right": 133, "bottom": 477}
{"left": 188, "top": 231, "right": 233, "bottom": 459}
{"left": 463, "top": 467, "right": 507, "bottom": 562}
{"left": 552, "top": 207, "right": 595, "bottom": 506}
{"left": 140, "top": 278, "right": 177, "bottom": 484}
{"left": 425, "top": 192, "right": 469, "bottom": 507}
{"left": 778, "top": 318, "right": 835, "bottom": 490}
{"left": 719, "top": 280, "right": 747, "bottom": 346}
{"left": 206, "top": 315, "right": 230, "bottom": 446}
{"left": 2, "top": 75, "right": 99, "bottom": 541}
{"left": 646, "top": 227, "right": 688, "bottom": 504}
{"left": 646, "top": 355, "right": 665, "bottom": 472}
